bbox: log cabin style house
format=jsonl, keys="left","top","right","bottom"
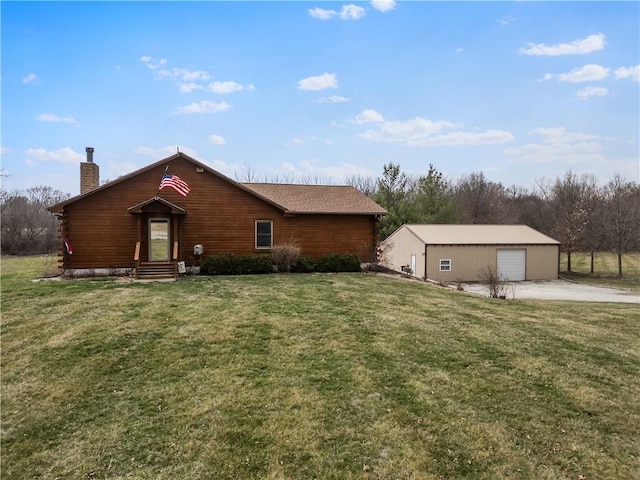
{"left": 48, "top": 149, "right": 388, "bottom": 279}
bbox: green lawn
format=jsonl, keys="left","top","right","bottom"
{"left": 2, "top": 256, "right": 639, "bottom": 479}
{"left": 560, "top": 251, "right": 640, "bottom": 290}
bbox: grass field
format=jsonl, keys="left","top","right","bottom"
{"left": 560, "top": 251, "right": 640, "bottom": 290}
{"left": 2, "top": 256, "right": 639, "bottom": 479}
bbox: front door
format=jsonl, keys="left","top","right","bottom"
{"left": 149, "top": 218, "right": 170, "bottom": 261}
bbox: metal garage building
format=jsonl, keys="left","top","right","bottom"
{"left": 382, "top": 225, "right": 561, "bottom": 283}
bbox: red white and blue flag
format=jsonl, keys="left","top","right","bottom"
{"left": 159, "top": 173, "right": 190, "bottom": 196}
{"left": 63, "top": 235, "right": 73, "bottom": 255}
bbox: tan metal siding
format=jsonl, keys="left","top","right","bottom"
{"left": 426, "top": 245, "right": 493, "bottom": 283}
{"left": 425, "top": 245, "right": 559, "bottom": 282}
{"left": 525, "top": 245, "right": 560, "bottom": 280}
{"left": 381, "top": 226, "right": 425, "bottom": 277}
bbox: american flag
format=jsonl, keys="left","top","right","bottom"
{"left": 63, "top": 235, "right": 73, "bottom": 255}
{"left": 159, "top": 174, "right": 190, "bottom": 196}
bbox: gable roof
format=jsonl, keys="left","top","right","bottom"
{"left": 127, "top": 196, "right": 186, "bottom": 214}
{"left": 396, "top": 224, "right": 560, "bottom": 245}
{"left": 49, "top": 152, "right": 387, "bottom": 216}
{"left": 241, "top": 183, "right": 388, "bottom": 215}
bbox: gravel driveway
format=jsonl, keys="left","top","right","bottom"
{"left": 460, "top": 279, "right": 639, "bottom": 304}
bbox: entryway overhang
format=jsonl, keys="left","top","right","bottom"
{"left": 128, "top": 196, "right": 186, "bottom": 279}
{"left": 128, "top": 196, "right": 186, "bottom": 215}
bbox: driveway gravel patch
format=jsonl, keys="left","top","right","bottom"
{"left": 460, "top": 279, "right": 639, "bottom": 304}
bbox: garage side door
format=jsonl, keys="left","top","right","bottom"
{"left": 497, "top": 249, "right": 526, "bottom": 281}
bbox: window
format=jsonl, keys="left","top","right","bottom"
{"left": 255, "top": 220, "right": 273, "bottom": 249}
{"left": 439, "top": 259, "right": 451, "bottom": 272}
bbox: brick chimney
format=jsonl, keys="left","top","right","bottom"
{"left": 80, "top": 147, "right": 99, "bottom": 194}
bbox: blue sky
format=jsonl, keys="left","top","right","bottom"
{"left": 2, "top": 1, "right": 639, "bottom": 196}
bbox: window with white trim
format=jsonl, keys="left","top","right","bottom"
{"left": 439, "top": 259, "right": 451, "bottom": 272}
{"left": 255, "top": 220, "right": 273, "bottom": 249}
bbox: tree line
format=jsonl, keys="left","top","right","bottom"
{"left": 346, "top": 164, "right": 639, "bottom": 277}
{"left": 1, "top": 166, "right": 638, "bottom": 276}
{"left": 1, "top": 186, "right": 69, "bottom": 256}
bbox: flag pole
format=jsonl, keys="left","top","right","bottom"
{"left": 158, "top": 165, "right": 169, "bottom": 197}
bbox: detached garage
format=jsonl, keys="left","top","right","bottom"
{"left": 382, "top": 225, "right": 560, "bottom": 283}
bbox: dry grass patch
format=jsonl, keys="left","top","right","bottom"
{"left": 561, "top": 251, "right": 640, "bottom": 290}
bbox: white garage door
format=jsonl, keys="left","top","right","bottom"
{"left": 497, "top": 249, "right": 526, "bottom": 281}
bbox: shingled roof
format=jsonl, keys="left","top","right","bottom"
{"left": 242, "top": 183, "right": 388, "bottom": 215}
{"left": 49, "top": 152, "right": 388, "bottom": 216}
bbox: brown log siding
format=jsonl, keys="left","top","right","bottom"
{"left": 58, "top": 156, "right": 378, "bottom": 269}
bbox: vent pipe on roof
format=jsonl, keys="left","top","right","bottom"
{"left": 80, "top": 147, "right": 99, "bottom": 194}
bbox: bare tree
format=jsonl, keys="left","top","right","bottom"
{"left": 454, "top": 172, "right": 506, "bottom": 224}
{"left": 234, "top": 163, "right": 259, "bottom": 183}
{"left": 538, "top": 171, "right": 595, "bottom": 272}
{"left": 600, "top": 174, "right": 640, "bottom": 277}
{"left": 345, "top": 174, "right": 377, "bottom": 197}
{"left": 0, "top": 186, "right": 69, "bottom": 255}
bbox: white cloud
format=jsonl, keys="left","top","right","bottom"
{"left": 455, "top": 47, "right": 464, "bottom": 54}
{"left": 1, "top": 146, "right": 9, "bottom": 155}
{"left": 354, "top": 109, "right": 384, "bottom": 124}
{"left": 24, "top": 147, "right": 85, "bottom": 165}
{"left": 408, "top": 130, "right": 514, "bottom": 147}
{"left": 341, "top": 4, "right": 366, "bottom": 19}
{"left": 209, "top": 134, "right": 226, "bottom": 145}
{"left": 308, "top": 4, "right": 365, "bottom": 20}
{"left": 340, "top": 4, "right": 366, "bottom": 19}
{"left": 172, "top": 68, "right": 209, "bottom": 82}
{"left": 558, "top": 64, "right": 609, "bottom": 83}
{"left": 173, "top": 100, "right": 231, "bottom": 114}
{"left": 178, "top": 83, "right": 203, "bottom": 93}
{"left": 22, "top": 73, "right": 39, "bottom": 84}
{"left": 140, "top": 55, "right": 167, "bottom": 70}
{"left": 206, "top": 81, "right": 245, "bottom": 94}
{"left": 36, "top": 113, "right": 78, "bottom": 125}
{"left": 542, "top": 64, "right": 610, "bottom": 83}
{"left": 359, "top": 117, "right": 456, "bottom": 143}
{"left": 497, "top": 16, "right": 515, "bottom": 26}
{"left": 141, "top": 56, "right": 215, "bottom": 93}
{"left": 531, "top": 127, "right": 599, "bottom": 144}
{"left": 359, "top": 116, "right": 513, "bottom": 147}
{"left": 282, "top": 159, "right": 372, "bottom": 182}
{"left": 285, "top": 136, "right": 332, "bottom": 147}
{"left": 615, "top": 65, "right": 640, "bottom": 82}
{"left": 308, "top": 7, "right": 335, "bottom": 20}
{"left": 135, "top": 145, "right": 198, "bottom": 159}
{"left": 519, "top": 33, "right": 605, "bottom": 56}
{"left": 315, "top": 95, "right": 350, "bottom": 104}
{"left": 297, "top": 72, "right": 338, "bottom": 91}
{"left": 505, "top": 127, "right": 604, "bottom": 165}
{"left": 371, "top": 0, "right": 396, "bottom": 13}
{"left": 577, "top": 86, "right": 609, "bottom": 100}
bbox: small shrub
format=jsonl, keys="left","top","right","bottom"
{"left": 233, "top": 254, "right": 273, "bottom": 275}
{"left": 292, "top": 255, "right": 315, "bottom": 273}
{"left": 41, "top": 255, "right": 60, "bottom": 277}
{"left": 200, "top": 254, "right": 233, "bottom": 275}
{"left": 200, "top": 253, "right": 272, "bottom": 275}
{"left": 479, "top": 266, "right": 507, "bottom": 299}
{"left": 271, "top": 243, "right": 301, "bottom": 273}
{"left": 315, "top": 253, "right": 361, "bottom": 273}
